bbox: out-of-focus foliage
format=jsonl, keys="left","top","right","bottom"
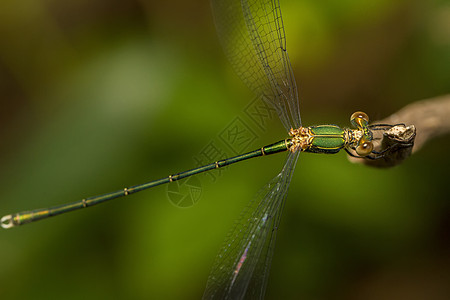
{"left": 0, "top": 0, "right": 448, "bottom": 299}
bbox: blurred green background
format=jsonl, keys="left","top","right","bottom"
{"left": 0, "top": 0, "right": 449, "bottom": 299}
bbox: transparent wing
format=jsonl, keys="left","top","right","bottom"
{"left": 211, "top": 0, "right": 301, "bottom": 130}
{"left": 203, "top": 151, "right": 299, "bottom": 300}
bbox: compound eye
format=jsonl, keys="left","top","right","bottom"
{"left": 351, "top": 111, "right": 369, "bottom": 122}
{"left": 356, "top": 141, "right": 374, "bottom": 156}
{"left": 350, "top": 111, "right": 370, "bottom": 128}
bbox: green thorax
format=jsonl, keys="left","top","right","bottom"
{"left": 305, "top": 125, "right": 347, "bottom": 154}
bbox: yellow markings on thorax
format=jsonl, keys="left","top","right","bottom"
{"left": 288, "top": 126, "right": 312, "bottom": 153}
{"left": 345, "top": 128, "right": 364, "bottom": 148}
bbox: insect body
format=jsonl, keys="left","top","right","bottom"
{"left": 0, "top": 111, "right": 380, "bottom": 229}
{"left": 289, "top": 111, "right": 374, "bottom": 157}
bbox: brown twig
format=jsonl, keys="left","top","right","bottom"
{"left": 348, "top": 94, "right": 450, "bottom": 167}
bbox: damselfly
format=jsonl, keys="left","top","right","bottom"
{"left": 1, "top": 0, "right": 403, "bottom": 299}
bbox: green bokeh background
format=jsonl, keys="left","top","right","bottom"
{"left": 1, "top": 0, "right": 449, "bottom": 299}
